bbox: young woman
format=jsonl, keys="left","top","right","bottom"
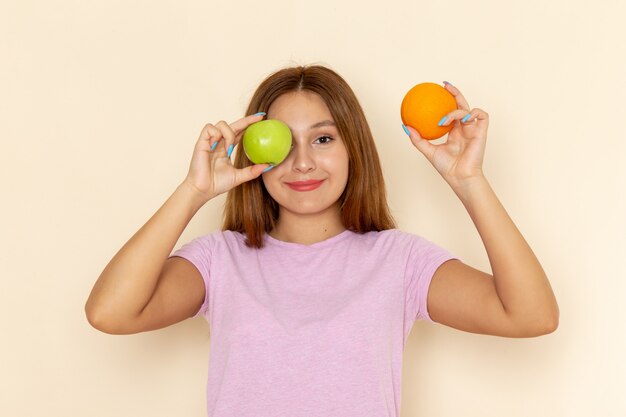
{"left": 85, "top": 65, "right": 559, "bottom": 416}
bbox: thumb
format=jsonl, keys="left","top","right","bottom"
{"left": 405, "top": 125, "right": 436, "bottom": 161}
{"left": 234, "top": 163, "right": 271, "bottom": 186}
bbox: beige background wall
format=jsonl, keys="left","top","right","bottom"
{"left": 1, "top": 0, "right": 624, "bottom": 416}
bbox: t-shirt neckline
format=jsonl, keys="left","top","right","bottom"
{"left": 264, "top": 229, "right": 353, "bottom": 249}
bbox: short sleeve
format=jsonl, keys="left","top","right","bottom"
{"left": 404, "top": 234, "right": 457, "bottom": 328}
{"left": 168, "top": 235, "right": 212, "bottom": 319}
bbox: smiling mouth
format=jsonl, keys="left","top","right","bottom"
{"left": 285, "top": 180, "right": 324, "bottom": 191}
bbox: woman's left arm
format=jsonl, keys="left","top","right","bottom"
{"left": 404, "top": 82, "right": 559, "bottom": 338}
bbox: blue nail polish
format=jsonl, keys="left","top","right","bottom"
{"left": 438, "top": 116, "right": 448, "bottom": 126}
{"left": 254, "top": 112, "right": 266, "bottom": 116}
{"left": 210, "top": 141, "right": 219, "bottom": 151}
{"left": 262, "top": 165, "right": 274, "bottom": 173}
{"left": 401, "top": 124, "right": 410, "bottom": 137}
{"left": 227, "top": 144, "right": 234, "bottom": 157}
{"left": 461, "top": 114, "right": 471, "bottom": 123}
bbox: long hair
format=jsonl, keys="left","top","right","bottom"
{"left": 222, "top": 64, "right": 396, "bottom": 248}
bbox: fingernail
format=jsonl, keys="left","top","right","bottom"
{"left": 401, "top": 124, "right": 410, "bottom": 137}
{"left": 438, "top": 116, "right": 448, "bottom": 126}
{"left": 461, "top": 114, "right": 471, "bottom": 123}
{"left": 443, "top": 81, "right": 453, "bottom": 86}
{"left": 254, "top": 112, "right": 266, "bottom": 117}
{"left": 227, "top": 144, "right": 234, "bottom": 157}
{"left": 210, "top": 140, "right": 219, "bottom": 151}
{"left": 262, "top": 165, "right": 274, "bottom": 173}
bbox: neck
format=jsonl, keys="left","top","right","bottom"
{"left": 269, "top": 204, "right": 346, "bottom": 245}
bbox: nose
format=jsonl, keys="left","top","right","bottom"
{"left": 290, "top": 142, "right": 315, "bottom": 173}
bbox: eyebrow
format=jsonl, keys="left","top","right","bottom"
{"left": 309, "top": 120, "right": 336, "bottom": 129}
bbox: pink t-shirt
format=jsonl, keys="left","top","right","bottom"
{"left": 169, "top": 228, "right": 456, "bottom": 417}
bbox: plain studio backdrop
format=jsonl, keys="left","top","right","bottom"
{"left": 1, "top": 0, "right": 624, "bottom": 416}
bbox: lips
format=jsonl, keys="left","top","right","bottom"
{"left": 285, "top": 179, "right": 324, "bottom": 191}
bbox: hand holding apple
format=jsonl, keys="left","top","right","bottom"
{"left": 242, "top": 119, "right": 293, "bottom": 166}
{"left": 182, "top": 113, "right": 271, "bottom": 202}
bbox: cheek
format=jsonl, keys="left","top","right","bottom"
{"left": 321, "top": 147, "right": 349, "bottom": 170}
{"left": 329, "top": 151, "right": 350, "bottom": 181}
{"left": 261, "top": 171, "right": 277, "bottom": 194}
{"left": 261, "top": 167, "right": 288, "bottom": 198}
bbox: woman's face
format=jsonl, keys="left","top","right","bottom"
{"left": 262, "top": 91, "right": 349, "bottom": 216}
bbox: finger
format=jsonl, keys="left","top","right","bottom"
{"left": 224, "top": 113, "right": 267, "bottom": 158}
{"left": 463, "top": 107, "right": 490, "bottom": 129}
{"left": 443, "top": 82, "right": 471, "bottom": 112}
{"left": 404, "top": 124, "right": 437, "bottom": 161}
{"left": 438, "top": 109, "right": 473, "bottom": 126}
{"left": 444, "top": 108, "right": 489, "bottom": 131}
{"left": 229, "top": 112, "right": 267, "bottom": 138}
{"left": 198, "top": 123, "right": 223, "bottom": 152}
{"left": 214, "top": 120, "right": 235, "bottom": 154}
{"left": 233, "top": 163, "right": 271, "bottom": 186}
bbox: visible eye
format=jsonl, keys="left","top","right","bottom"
{"left": 314, "top": 135, "right": 334, "bottom": 144}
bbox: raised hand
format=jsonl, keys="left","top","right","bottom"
{"left": 183, "top": 113, "right": 270, "bottom": 201}
{"left": 404, "top": 83, "right": 490, "bottom": 190}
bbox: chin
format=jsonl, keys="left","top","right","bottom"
{"left": 277, "top": 197, "right": 338, "bottom": 215}
{"left": 271, "top": 189, "right": 344, "bottom": 216}
{"left": 264, "top": 177, "right": 347, "bottom": 216}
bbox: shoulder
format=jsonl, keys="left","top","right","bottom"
{"left": 356, "top": 228, "right": 427, "bottom": 246}
{"left": 175, "top": 230, "right": 248, "bottom": 253}
{"left": 342, "top": 228, "right": 431, "bottom": 256}
{"left": 360, "top": 228, "right": 452, "bottom": 258}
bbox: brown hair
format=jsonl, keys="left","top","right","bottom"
{"left": 222, "top": 64, "right": 396, "bottom": 248}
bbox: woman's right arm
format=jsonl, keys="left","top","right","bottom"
{"left": 85, "top": 114, "right": 270, "bottom": 334}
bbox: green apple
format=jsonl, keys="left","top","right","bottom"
{"left": 242, "top": 119, "right": 292, "bottom": 165}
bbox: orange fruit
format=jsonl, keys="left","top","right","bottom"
{"left": 401, "top": 82, "right": 458, "bottom": 140}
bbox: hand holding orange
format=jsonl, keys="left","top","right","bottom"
{"left": 401, "top": 82, "right": 458, "bottom": 140}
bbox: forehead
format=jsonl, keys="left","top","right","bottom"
{"left": 268, "top": 91, "right": 333, "bottom": 120}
